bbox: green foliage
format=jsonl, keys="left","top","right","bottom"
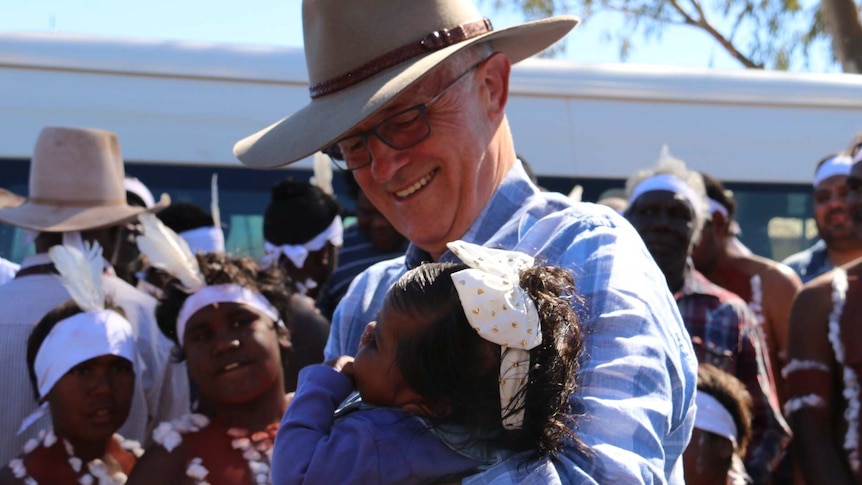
{"left": 490, "top": 0, "right": 850, "bottom": 70}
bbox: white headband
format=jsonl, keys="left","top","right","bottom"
{"left": 854, "top": 149, "right": 862, "bottom": 165}
{"left": 179, "top": 226, "right": 225, "bottom": 254}
{"left": 707, "top": 198, "right": 728, "bottom": 218}
{"left": 814, "top": 155, "right": 853, "bottom": 187}
{"left": 124, "top": 177, "right": 156, "bottom": 208}
{"left": 262, "top": 216, "right": 343, "bottom": 269}
{"left": 176, "top": 284, "right": 281, "bottom": 344}
{"left": 447, "top": 240, "right": 541, "bottom": 430}
{"left": 35, "top": 310, "right": 137, "bottom": 400}
{"left": 694, "top": 390, "right": 738, "bottom": 447}
{"left": 630, "top": 174, "right": 704, "bottom": 217}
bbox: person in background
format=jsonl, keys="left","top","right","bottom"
{"left": 624, "top": 152, "right": 790, "bottom": 483}
{"left": 0, "top": 244, "right": 141, "bottom": 485}
{"left": 684, "top": 363, "right": 754, "bottom": 485}
{"left": 317, "top": 174, "right": 408, "bottom": 320}
{"left": 782, "top": 153, "right": 862, "bottom": 283}
{"left": 128, "top": 216, "right": 292, "bottom": 485}
{"left": 0, "top": 189, "right": 24, "bottom": 285}
{"left": 783, "top": 149, "right": 862, "bottom": 484}
{"left": 0, "top": 126, "right": 189, "bottom": 464}
{"left": 261, "top": 178, "right": 342, "bottom": 302}
{"left": 234, "top": 0, "right": 697, "bottom": 482}
{"left": 137, "top": 202, "right": 225, "bottom": 299}
{"left": 274, "top": 241, "right": 586, "bottom": 484}
{"left": 692, "top": 173, "right": 802, "bottom": 405}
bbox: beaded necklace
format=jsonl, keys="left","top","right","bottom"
{"left": 8, "top": 428, "right": 142, "bottom": 485}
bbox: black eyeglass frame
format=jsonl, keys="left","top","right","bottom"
{"left": 323, "top": 60, "right": 484, "bottom": 172}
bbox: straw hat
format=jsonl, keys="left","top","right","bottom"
{"left": 0, "top": 126, "right": 170, "bottom": 232}
{"left": 234, "top": 0, "right": 579, "bottom": 169}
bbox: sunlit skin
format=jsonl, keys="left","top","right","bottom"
{"left": 784, "top": 163, "right": 862, "bottom": 484}
{"left": 348, "top": 294, "right": 430, "bottom": 415}
{"left": 182, "top": 302, "right": 289, "bottom": 419}
{"left": 350, "top": 52, "right": 514, "bottom": 260}
{"left": 625, "top": 190, "right": 697, "bottom": 293}
{"left": 47, "top": 354, "right": 135, "bottom": 462}
{"left": 813, "top": 174, "right": 862, "bottom": 265}
{"left": 692, "top": 211, "right": 802, "bottom": 404}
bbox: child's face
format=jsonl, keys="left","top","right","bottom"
{"left": 353, "top": 295, "right": 426, "bottom": 409}
{"left": 183, "top": 301, "right": 287, "bottom": 405}
{"left": 48, "top": 354, "right": 135, "bottom": 442}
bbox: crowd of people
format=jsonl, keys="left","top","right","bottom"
{"left": 0, "top": 0, "right": 861, "bottom": 484}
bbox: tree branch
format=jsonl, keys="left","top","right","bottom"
{"left": 666, "top": 0, "right": 763, "bottom": 67}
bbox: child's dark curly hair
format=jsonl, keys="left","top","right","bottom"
{"left": 155, "top": 252, "right": 292, "bottom": 358}
{"left": 391, "top": 262, "right": 585, "bottom": 458}
{"left": 26, "top": 299, "right": 127, "bottom": 401}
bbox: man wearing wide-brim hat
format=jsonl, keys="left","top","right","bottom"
{"left": 235, "top": 1, "right": 697, "bottom": 483}
{"left": 0, "top": 126, "right": 190, "bottom": 463}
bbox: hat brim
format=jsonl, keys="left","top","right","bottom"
{"left": 235, "top": 15, "right": 579, "bottom": 169}
{"left": 0, "top": 193, "right": 170, "bottom": 232}
{"left": 0, "top": 189, "right": 25, "bottom": 210}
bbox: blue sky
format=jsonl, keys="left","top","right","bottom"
{"left": 0, "top": 0, "right": 773, "bottom": 70}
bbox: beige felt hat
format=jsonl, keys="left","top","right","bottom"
{"left": 0, "top": 126, "right": 169, "bottom": 232}
{"left": 0, "top": 189, "right": 24, "bottom": 210}
{"left": 234, "top": 0, "right": 579, "bottom": 169}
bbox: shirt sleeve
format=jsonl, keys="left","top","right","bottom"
{"left": 464, "top": 211, "right": 698, "bottom": 484}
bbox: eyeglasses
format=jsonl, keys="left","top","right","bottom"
{"left": 323, "top": 61, "right": 482, "bottom": 172}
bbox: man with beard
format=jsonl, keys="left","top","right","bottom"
{"left": 783, "top": 153, "right": 862, "bottom": 283}
{"left": 784, "top": 145, "right": 862, "bottom": 484}
{"left": 625, "top": 153, "right": 790, "bottom": 483}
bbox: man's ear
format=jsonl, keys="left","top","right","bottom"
{"left": 477, "top": 52, "right": 510, "bottom": 119}
{"left": 711, "top": 211, "right": 730, "bottom": 237}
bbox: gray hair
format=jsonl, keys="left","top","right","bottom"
{"left": 625, "top": 147, "right": 708, "bottom": 245}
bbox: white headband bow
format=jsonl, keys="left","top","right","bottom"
{"left": 262, "top": 216, "right": 343, "bottom": 270}
{"left": 447, "top": 240, "right": 541, "bottom": 430}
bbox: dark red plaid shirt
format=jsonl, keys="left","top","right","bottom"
{"left": 675, "top": 268, "right": 790, "bottom": 483}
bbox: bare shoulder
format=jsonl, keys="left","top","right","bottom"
{"left": 126, "top": 442, "right": 189, "bottom": 485}
{"left": 792, "top": 270, "right": 836, "bottom": 317}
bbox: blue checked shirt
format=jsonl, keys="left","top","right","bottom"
{"left": 325, "top": 163, "right": 698, "bottom": 484}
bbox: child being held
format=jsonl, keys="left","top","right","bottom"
{"left": 272, "top": 240, "right": 587, "bottom": 484}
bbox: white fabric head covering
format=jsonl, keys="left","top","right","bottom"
{"left": 178, "top": 226, "right": 225, "bottom": 254}
{"left": 124, "top": 177, "right": 156, "bottom": 208}
{"left": 854, "top": 149, "right": 862, "bottom": 165}
{"left": 176, "top": 284, "right": 281, "bottom": 344}
{"left": 262, "top": 215, "right": 343, "bottom": 269}
{"left": 447, "top": 240, "right": 540, "bottom": 430}
{"left": 813, "top": 154, "right": 853, "bottom": 187}
{"left": 706, "top": 198, "right": 728, "bottom": 218}
{"left": 34, "top": 310, "right": 137, "bottom": 400}
{"left": 694, "top": 390, "right": 738, "bottom": 447}
{"left": 629, "top": 173, "right": 704, "bottom": 217}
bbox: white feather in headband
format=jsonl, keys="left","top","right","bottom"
{"left": 48, "top": 242, "right": 105, "bottom": 312}
{"left": 137, "top": 213, "right": 206, "bottom": 292}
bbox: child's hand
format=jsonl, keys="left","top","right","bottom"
{"left": 325, "top": 355, "right": 355, "bottom": 379}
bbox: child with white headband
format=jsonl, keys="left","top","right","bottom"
{"left": 683, "top": 363, "right": 754, "bottom": 485}
{"left": 271, "top": 240, "right": 586, "bottom": 484}
{"left": 0, "top": 243, "right": 142, "bottom": 485}
{"left": 126, "top": 214, "right": 291, "bottom": 485}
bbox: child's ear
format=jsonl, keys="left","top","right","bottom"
{"left": 276, "top": 322, "right": 292, "bottom": 351}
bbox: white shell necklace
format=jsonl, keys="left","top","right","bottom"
{"left": 7, "top": 428, "right": 143, "bottom": 485}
